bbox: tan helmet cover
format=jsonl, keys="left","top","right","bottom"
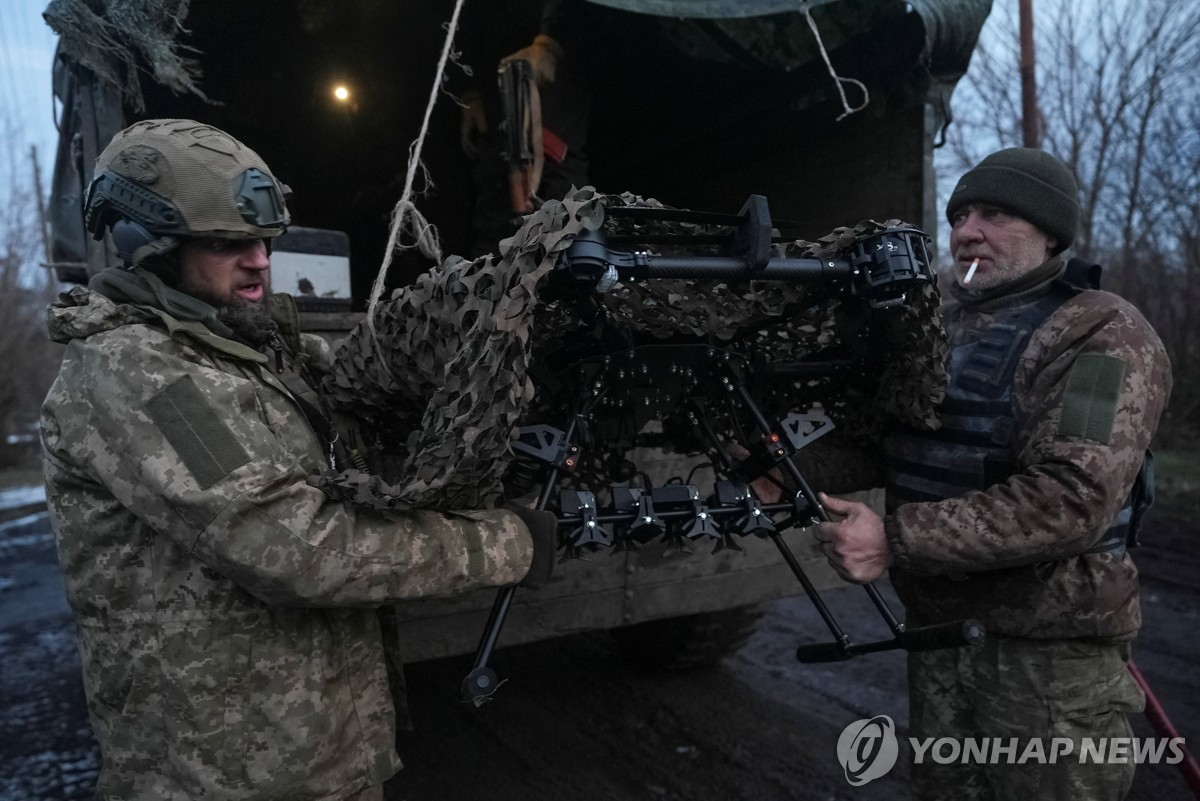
{"left": 86, "top": 118, "right": 290, "bottom": 243}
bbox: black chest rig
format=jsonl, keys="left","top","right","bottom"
{"left": 884, "top": 267, "right": 1149, "bottom": 557}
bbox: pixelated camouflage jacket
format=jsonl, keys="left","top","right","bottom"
{"left": 40, "top": 280, "right": 534, "bottom": 801}
{"left": 883, "top": 260, "right": 1172, "bottom": 641}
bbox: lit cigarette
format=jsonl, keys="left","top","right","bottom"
{"left": 963, "top": 258, "right": 980, "bottom": 285}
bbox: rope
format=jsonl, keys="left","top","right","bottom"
{"left": 365, "top": 0, "right": 468, "bottom": 335}
{"left": 801, "top": 1, "right": 869, "bottom": 122}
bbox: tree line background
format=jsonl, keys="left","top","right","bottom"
{"left": 936, "top": 0, "right": 1200, "bottom": 443}
{"left": 0, "top": 0, "right": 1197, "bottom": 469}
{"left": 0, "top": 120, "right": 59, "bottom": 470}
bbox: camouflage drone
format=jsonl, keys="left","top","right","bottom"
{"left": 319, "top": 188, "right": 984, "bottom": 703}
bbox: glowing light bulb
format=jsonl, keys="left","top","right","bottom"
{"left": 333, "top": 85, "right": 350, "bottom": 102}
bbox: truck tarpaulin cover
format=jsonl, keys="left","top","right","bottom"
{"left": 42, "top": 0, "right": 990, "bottom": 277}
{"left": 44, "top": 0, "right": 991, "bottom": 114}
{"left": 583, "top": 0, "right": 991, "bottom": 137}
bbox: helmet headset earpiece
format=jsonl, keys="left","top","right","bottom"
{"left": 109, "top": 219, "right": 168, "bottom": 263}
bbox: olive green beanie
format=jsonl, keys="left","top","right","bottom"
{"left": 945, "top": 147, "right": 1080, "bottom": 253}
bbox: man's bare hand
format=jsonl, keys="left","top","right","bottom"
{"left": 499, "top": 34, "right": 562, "bottom": 86}
{"left": 812, "top": 492, "right": 891, "bottom": 584}
{"left": 723, "top": 442, "right": 786, "bottom": 503}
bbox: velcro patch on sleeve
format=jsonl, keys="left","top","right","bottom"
{"left": 1058, "top": 353, "right": 1127, "bottom": 444}
{"left": 146, "top": 375, "right": 251, "bottom": 488}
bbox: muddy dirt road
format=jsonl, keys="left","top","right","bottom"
{"left": 2, "top": 500, "right": 1197, "bottom": 801}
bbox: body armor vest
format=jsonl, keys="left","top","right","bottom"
{"left": 884, "top": 275, "right": 1144, "bottom": 557}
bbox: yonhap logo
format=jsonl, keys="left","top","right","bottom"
{"left": 837, "top": 715, "right": 899, "bottom": 785}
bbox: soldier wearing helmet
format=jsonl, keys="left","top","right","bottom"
{"left": 41, "top": 120, "right": 555, "bottom": 801}
{"left": 81, "top": 119, "right": 293, "bottom": 347}
{"left": 756, "top": 149, "right": 1172, "bottom": 800}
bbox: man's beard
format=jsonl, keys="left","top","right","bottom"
{"left": 218, "top": 296, "right": 278, "bottom": 347}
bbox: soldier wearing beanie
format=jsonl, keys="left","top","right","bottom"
{"left": 947, "top": 147, "right": 1080, "bottom": 250}
{"left": 758, "top": 147, "right": 1172, "bottom": 800}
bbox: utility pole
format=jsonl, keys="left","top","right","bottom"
{"left": 29, "top": 145, "right": 53, "bottom": 267}
{"left": 1018, "top": 0, "right": 1040, "bottom": 148}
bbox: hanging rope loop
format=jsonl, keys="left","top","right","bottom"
{"left": 801, "top": 1, "right": 869, "bottom": 121}
{"left": 365, "top": 0, "right": 469, "bottom": 337}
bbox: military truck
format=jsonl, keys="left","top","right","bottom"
{"left": 43, "top": 0, "right": 990, "bottom": 671}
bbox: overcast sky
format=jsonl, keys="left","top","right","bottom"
{"left": 0, "top": 0, "right": 59, "bottom": 186}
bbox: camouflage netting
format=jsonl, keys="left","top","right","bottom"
{"left": 318, "top": 187, "right": 947, "bottom": 511}
{"left": 318, "top": 189, "right": 605, "bottom": 512}
{"left": 43, "top": 0, "right": 206, "bottom": 112}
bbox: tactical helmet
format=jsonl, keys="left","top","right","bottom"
{"left": 84, "top": 119, "right": 290, "bottom": 267}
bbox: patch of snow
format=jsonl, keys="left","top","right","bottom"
{"left": 0, "top": 485, "right": 45, "bottom": 510}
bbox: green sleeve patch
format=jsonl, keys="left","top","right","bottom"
{"left": 146, "top": 375, "right": 251, "bottom": 488}
{"left": 1059, "top": 354, "right": 1126, "bottom": 444}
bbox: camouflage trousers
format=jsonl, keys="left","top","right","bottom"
{"left": 907, "top": 634, "right": 1144, "bottom": 801}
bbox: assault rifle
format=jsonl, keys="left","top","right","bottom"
{"left": 498, "top": 59, "right": 535, "bottom": 217}
{"left": 462, "top": 196, "right": 985, "bottom": 705}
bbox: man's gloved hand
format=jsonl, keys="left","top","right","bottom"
{"left": 459, "top": 90, "right": 488, "bottom": 157}
{"left": 499, "top": 34, "right": 562, "bottom": 86}
{"left": 503, "top": 502, "right": 558, "bottom": 589}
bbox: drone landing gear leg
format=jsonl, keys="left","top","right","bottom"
{"left": 461, "top": 416, "right": 579, "bottom": 705}
{"left": 723, "top": 377, "right": 984, "bottom": 662}
{"left": 693, "top": 400, "right": 860, "bottom": 656}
